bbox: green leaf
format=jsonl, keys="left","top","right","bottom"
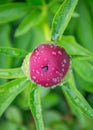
{"left": 62, "top": 75, "right": 93, "bottom": 129}
{"left": 14, "top": 29, "right": 32, "bottom": 50}
{"left": 62, "top": 73, "right": 93, "bottom": 120}
{"left": 58, "top": 36, "right": 93, "bottom": 60}
{"left": 0, "top": 68, "right": 25, "bottom": 79}
{"left": 28, "top": 83, "right": 44, "bottom": 130}
{"left": 26, "top": 0, "right": 44, "bottom": 5}
{"left": 0, "top": 0, "right": 12, "bottom": 4}
{"left": 13, "top": 30, "right": 33, "bottom": 67}
{"left": 51, "top": 0, "right": 78, "bottom": 41}
{"left": 72, "top": 11, "right": 79, "bottom": 18}
{"left": 76, "top": 0, "right": 93, "bottom": 52}
{"left": 15, "top": 9, "right": 43, "bottom": 37}
{"left": 0, "top": 24, "right": 11, "bottom": 47}
{"left": 0, "top": 78, "right": 30, "bottom": 116}
{"left": 26, "top": 26, "right": 46, "bottom": 52}
{"left": 72, "top": 59, "right": 93, "bottom": 83}
{"left": 0, "top": 24, "right": 12, "bottom": 84}
{"left": 0, "top": 24, "right": 12, "bottom": 68}
{"left": 0, "top": 47, "right": 28, "bottom": 58}
{"left": 75, "top": 73, "right": 93, "bottom": 92}
{"left": 0, "top": 3, "right": 30, "bottom": 24}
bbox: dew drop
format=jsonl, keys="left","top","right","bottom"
{"left": 34, "top": 56, "right": 37, "bottom": 59}
{"left": 34, "top": 59, "right": 36, "bottom": 62}
{"left": 50, "top": 45, "right": 54, "bottom": 48}
{"left": 52, "top": 33, "right": 59, "bottom": 41}
{"left": 52, "top": 78, "right": 57, "bottom": 83}
{"left": 56, "top": 71, "right": 59, "bottom": 74}
{"left": 74, "top": 98, "right": 80, "bottom": 103}
{"left": 54, "top": 44, "right": 58, "bottom": 47}
{"left": 58, "top": 51, "right": 62, "bottom": 55}
{"left": 63, "top": 59, "right": 66, "bottom": 63}
{"left": 32, "top": 76, "right": 36, "bottom": 79}
{"left": 59, "top": 73, "right": 63, "bottom": 76}
{"left": 62, "top": 64, "right": 65, "bottom": 67}
{"left": 62, "top": 68, "right": 64, "bottom": 72}
{"left": 36, "top": 113, "right": 41, "bottom": 119}
{"left": 38, "top": 57, "right": 40, "bottom": 59}
{"left": 52, "top": 51, "right": 56, "bottom": 55}
{"left": 57, "top": 77, "right": 60, "bottom": 82}
{"left": 35, "top": 50, "right": 39, "bottom": 55}
{"left": 51, "top": 85, "right": 57, "bottom": 89}
{"left": 41, "top": 45, "right": 45, "bottom": 48}
{"left": 36, "top": 70, "right": 40, "bottom": 74}
{"left": 46, "top": 83, "right": 49, "bottom": 86}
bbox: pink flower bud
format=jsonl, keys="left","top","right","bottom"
{"left": 29, "top": 43, "right": 70, "bottom": 87}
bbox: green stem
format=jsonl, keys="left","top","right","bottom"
{"left": 42, "top": 3, "right": 51, "bottom": 41}
{"left": 28, "top": 83, "right": 44, "bottom": 130}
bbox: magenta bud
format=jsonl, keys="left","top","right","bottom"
{"left": 24, "top": 43, "right": 70, "bottom": 87}
{"left": 22, "top": 43, "right": 70, "bottom": 87}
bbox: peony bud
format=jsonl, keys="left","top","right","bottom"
{"left": 22, "top": 43, "right": 70, "bottom": 87}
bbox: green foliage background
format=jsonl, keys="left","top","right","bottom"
{"left": 0, "top": 0, "right": 93, "bottom": 130}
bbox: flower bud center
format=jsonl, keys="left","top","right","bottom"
{"left": 42, "top": 65, "right": 48, "bottom": 72}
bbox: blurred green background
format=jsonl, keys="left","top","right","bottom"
{"left": 0, "top": 0, "right": 93, "bottom": 130}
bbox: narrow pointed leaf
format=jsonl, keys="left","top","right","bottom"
{"left": 0, "top": 24, "right": 12, "bottom": 67}
{"left": 0, "top": 24, "right": 12, "bottom": 84}
{"left": 76, "top": 0, "right": 93, "bottom": 52}
{"left": 0, "top": 3, "right": 30, "bottom": 24}
{"left": 62, "top": 73, "right": 93, "bottom": 120}
{"left": 0, "top": 78, "right": 30, "bottom": 116}
{"left": 62, "top": 73, "right": 93, "bottom": 129}
{"left": 0, "top": 47, "right": 28, "bottom": 58}
{"left": 28, "top": 83, "right": 44, "bottom": 130}
{"left": 15, "top": 9, "right": 43, "bottom": 37}
{"left": 75, "top": 73, "right": 93, "bottom": 92}
{"left": 58, "top": 36, "right": 93, "bottom": 60}
{"left": 51, "top": 0, "right": 78, "bottom": 40}
{"left": 0, "top": 68, "right": 25, "bottom": 79}
{"left": 72, "top": 59, "right": 93, "bottom": 83}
